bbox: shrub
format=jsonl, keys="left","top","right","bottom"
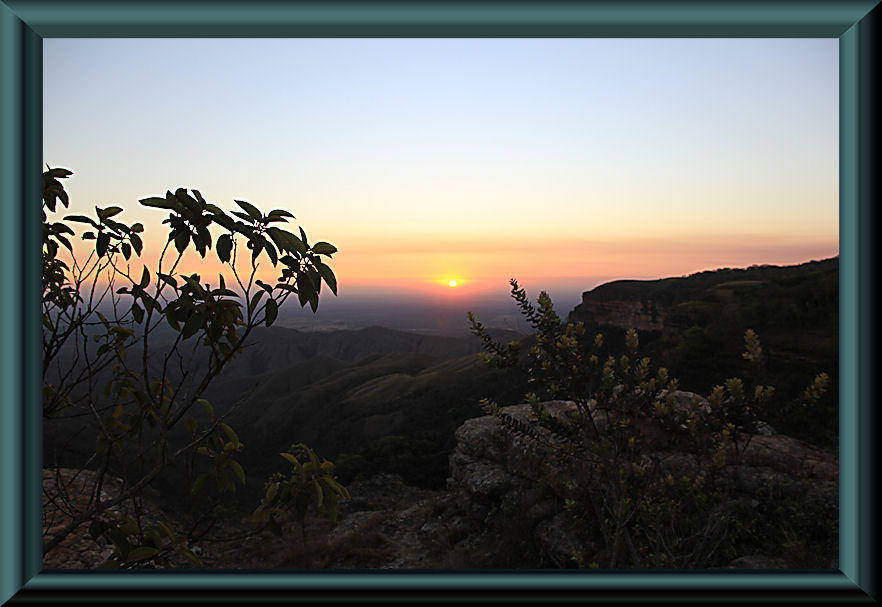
{"left": 469, "top": 279, "right": 831, "bottom": 568}
{"left": 42, "top": 167, "right": 347, "bottom": 568}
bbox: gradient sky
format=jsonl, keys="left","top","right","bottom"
{"left": 43, "top": 38, "right": 839, "bottom": 304}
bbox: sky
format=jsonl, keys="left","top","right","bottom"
{"left": 43, "top": 38, "right": 839, "bottom": 307}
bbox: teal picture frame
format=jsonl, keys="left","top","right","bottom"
{"left": 1, "top": 1, "right": 877, "bottom": 602}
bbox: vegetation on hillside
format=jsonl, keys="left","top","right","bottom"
{"left": 468, "top": 280, "right": 836, "bottom": 568}
{"left": 570, "top": 259, "right": 838, "bottom": 448}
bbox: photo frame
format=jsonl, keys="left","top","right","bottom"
{"left": 1, "top": 1, "right": 877, "bottom": 602}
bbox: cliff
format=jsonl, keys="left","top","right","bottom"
{"left": 568, "top": 257, "right": 838, "bottom": 334}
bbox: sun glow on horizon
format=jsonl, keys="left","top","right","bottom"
{"left": 43, "top": 39, "right": 838, "bottom": 305}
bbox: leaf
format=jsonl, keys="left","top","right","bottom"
{"left": 209, "top": 210, "right": 236, "bottom": 231}
{"left": 157, "top": 522, "right": 176, "bottom": 543}
{"left": 56, "top": 235, "right": 73, "bottom": 253}
{"left": 264, "top": 298, "right": 278, "bottom": 327}
{"left": 157, "top": 273, "right": 178, "bottom": 289}
{"left": 144, "top": 527, "right": 163, "bottom": 548}
{"left": 175, "top": 188, "right": 200, "bottom": 212}
{"left": 174, "top": 229, "right": 190, "bottom": 254}
{"left": 219, "top": 422, "right": 239, "bottom": 444}
{"left": 121, "top": 242, "right": 132, "bottom": 260}
{"left": 65, "top": 215, "right": 98, "bottom": 228}
{"left": 97, "top": 559, "right": 121, "bottom": 570}
{"left": 96, "top": 232, "right": 110, "bottom": 257}
{"left": 180, "top": 548, "right": 202, "bottom": 567}
{"left": 216, "top": 233, "right": 233, "bottom": 264}
{"left": 46, "top": 168, "right": 73, "bottom": 178}
{"left": 266, "top": 482, "right": 280, "bottom": 502}
{"left": 265, "top": 226, "right": 296, "bottom": 253}
{"left": 130, "top": 223, "right": 144, "bottom": 233}
{"left": 193, "top": 231, "right": 208, "bottom": 258}
{"left": 249, "top": 290, "right": 265, "bottom": 313}
{"left": 52, "top": 222, "right": 74, "bottom": 235}
{"left": 248, "top": 238, "right": 264, "bottom": 266}
{"left": 139, "top": 267, "right": 150, "bottom": 288}
{"left": 267, "top": 209, "right": 295, "bottom": 220}
{"left": 198, "top": 398, "right": 214, "bottom": 417}
{"left": 297, "top": 274, "right": 314, "bottom": 307}
{"left": 126, "top": 546, "right": 159, "bottom": 562}
{"left": 97, "top": 206, "right": 124, "bottom": 220}
{"left": 235, "top": 200, "right": 263, "bottom": 222}
{"left": 230, "top": 460, "right": 246, "bottom": 485}
{"left": 130, "top": 233, "right": 143, "bottom": 256}
{"left": 131, "top": 303, "right": 144, "bottom": 324}
{"left": 280, "top": 452, "right": 299, "bottom": 466}
{"left": 313, "top": 480, "right": 324, "bottom": 508}
{"left": 181, "top": 313, "right": 203, "bottom": 339}
{"left": 311, "top": 241, "right": 337, "bottom": 256}
{"left": 317, "top": 262, "right": 337, "bottom": 295}
{"left": 139, "top": 196, "right": 179, "bottom": 211}
{"left": 211, "top": 288, "right": 238, "bottom": 298}
{"left": 264, "top": 240, "right": 278, "bottom": 266}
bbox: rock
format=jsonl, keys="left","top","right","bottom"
{"left": 755, "top": 421, "right": 776, "bottom": 436}
{"left": 534, "top": 513, "right": 591, "bottom": 568}
{"left": 342, "top": 472, "right": 409, "bottom": 512}
{"left": 463, "top": 462, "right": 513, "bottom": 498}
{"left": 443, "top": 397, "right": 837, "bottom": 569}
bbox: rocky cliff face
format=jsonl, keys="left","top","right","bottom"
{"left": 569, "top": 296, "right": 667, "bottom": 331}
{"left": 567, "top": 257, "right": 838, "bottom": 336}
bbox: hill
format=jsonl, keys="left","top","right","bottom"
{"left": 568, "top": 257, "right": 838, "bottom": 446}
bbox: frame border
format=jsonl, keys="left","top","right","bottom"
{"left": 2, "top": 0, "right": 878, "bottom": 602}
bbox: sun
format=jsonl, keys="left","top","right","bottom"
{"left": 448, "top": 280, "right": 457, "bottom": 287}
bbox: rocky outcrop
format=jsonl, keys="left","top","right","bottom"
{"left": 43, "top": 394, "right": 837, "bottom": 570}
{"left": 441, "top": 396, "right": 837, "bottom": 569}
{"left": 570, "top": 297, "right": 666, "bottom": 331}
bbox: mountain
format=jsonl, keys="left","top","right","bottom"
{"left": 43, "top": 257, "right": 838, "bottom": 516}
{"left": 44, "top": 322, "right": 531, "bottom": 501}
{"left": 193, "top": 324, "right": 523, "bottom": 415}
{"left": 210, "top": 349, "right": 529, "bottom": 495}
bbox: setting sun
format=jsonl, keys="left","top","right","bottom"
{"left": 448, "top": 280, "right": 457, "bottom": 287}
